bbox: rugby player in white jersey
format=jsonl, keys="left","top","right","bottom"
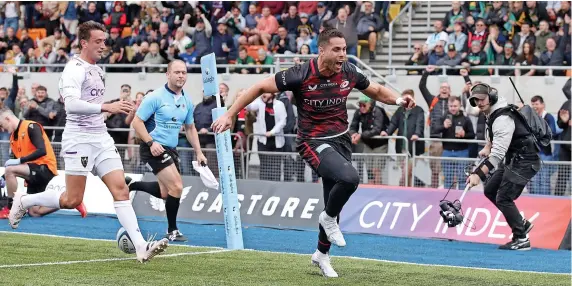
{"left": 8, "top": 21, "right": 169, "bottom": 263}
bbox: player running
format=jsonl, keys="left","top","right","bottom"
{"left": 8, "top": 21, "right": 169, "bottom": 263}
{"left": 0, "top": 109, "right": 87, "bottom": 218}
{"left": 212, "top": 28, "right": 415, "bottom": 277}
{"left": 126, "top": 59, "right": 207, "bottom": 242}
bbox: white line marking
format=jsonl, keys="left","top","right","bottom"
{"left": 1, "top": 231, "right": 570, "bottom": 276}
{"left": 0, "top": 231, "right": 224, "bottom": 249}
{"left": 0, "top": 249, "right": 231, "bottom": 269}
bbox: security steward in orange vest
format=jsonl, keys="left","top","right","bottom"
{"left": 0, "top": 108, "right": 86, "bottom": 218}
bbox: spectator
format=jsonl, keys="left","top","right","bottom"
{"left": 172, "top": 27, "right": 191, "bottom": 55}
{"left": 436, "top": 96, "right": 475, "bottom": 190}
{"left": 467, "top": 18, "right": 488, "bottom": 51}
{"left": 350, "top": 96, "right": 390, "bottom": 185}
{"left": 254, "top": 49, "right": 273, "bottom": 74}
{"left": 535, "top": 20, "right": 554, "bottom": 54}
{"left": 18, "top": 29, "right": 35, "bottom": 55}
{"left": 515, "top": 41, "right": 539, "bottom": 76}
{"left": 2, "top": 1, "right": 19, "bottom": 32}
{"left": 296, "top": 28, "right": 312, "bottom": 52}
{"left": 104, "top": 2, "right": 127, "bottom": 29}
{"left": 54, "top": 47, "right": 69, "bottom": 72}
{"left": 495, "top": 42, "right": 517, "bottom": 76}
{"left": 4, "top": 27, "right": 19, "bottom": 49}
{"left": 539, "top": 37, "right": 564, "bottom": 75}
{"left": 555, "top": 98, "right": 571, "bottom": 196}
{"left": 253, "top": 6, "right": 279, "bottom": 46}
{"left": 79, "top": 2, "right": 103, "bottom": 24}
{"left": 485, "top": 1, "right": 508, "bottom": 28}
{"left": 427, "top": 42, "right": 446, "bottom": 66}
{"left": 443, "top": 1, "right": 466, "bottom": 33}
{"left": 525, "top": 1, "right": 549, "bottom": 29}
{"left": 462, "top": 40, "right": 488, "bottom": 75}
{"left": 420, "top": 66, "right": 457, "bottom": 188}
{"left": 269, "top": 26, "right": 296, "bottom": 55}
{"left": 311, "top": 2, "right": 332, "bottom": 34}
{"left": 104, "top": 85, "right": 132, "bottom": 163}
{"left": 357, "top": 1, "right": 383, "bottom": 60}
{"left": 159, "top": 7, "right": 175, "bottom": 31}
{"left": 528, "top": 95, "right": 557, "bottom": 195}
{"left": 405, "top": 43, "right": 429, "bottom": 75}
{"left": 62, "top": 1, "right": 80, "bottom": 36}
{"left": 281, "top": 5, "right": 302, "bottom": 41}
{"left": 508, "top": 1, "right": 527, "bottom": 37}
{"left": 235, "top": 46, "right": 255, "bottom": 74}
{"left": 23, "top": 85, "right": 56, "bottom": 139}
{"left": 194, "top": 92, "right": 218, "bottom": 177}
{"left": 328, "top": 3, "right": 362, "bottom": 57}
{"left": 182, "top": 12, "right": 212, "bottom": 60}
{"left": 247, "top": 92, "right": 287, "bottom": 181}
{"left": 381, "top": 89, "right": 425, "bottom": 187}
{"left": 512, "top": 21, "right": 536, "bottom": 56}
{"left": 38, "top": 43, "right": 57, "bottom": 72}
{"left": 212, "top": 20, "right": 235, "bottom": 64}
{"left": 437, "top": 44, "right": 462, "bottom": 75}
{"left": 24, "top": 48, "right": 40, "bottom": 72}
{"left": 425, "top": 20, "right": 449, "bottom": 51}
{"left": 38, "top": 27, "right": 69, "bottom": 53}
{"left": 298, "top": 13, "right": 314, "bottom": 36}
{"left": 448, "top": 22, "right": 467, "bottom": 53}
{"left": 141, "top": 42, "right": 166, "bottom": 72}
{"left": 223, "top": 7, "right": 246, "bottom": 47}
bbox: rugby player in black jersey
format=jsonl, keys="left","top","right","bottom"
{"left": 212, "top": 28, "right": 415, "bottom": 277}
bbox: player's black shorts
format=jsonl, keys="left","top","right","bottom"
{"left": 26, "top": 163, "right": 56, "bottom": 194}
{"left": 296, "top": 133, "right": 352, "bottom": 173}
{"left": 139, "top": 143, "right": 181, "bottom": 175}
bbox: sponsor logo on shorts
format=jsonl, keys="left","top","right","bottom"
{"left": 81, "top": 156, "right": 88, "bottom": 168}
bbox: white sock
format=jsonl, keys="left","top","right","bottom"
{"left": 114, "top": 200, "right": 147, "bottom": 251}
{"left": 21, "top": 189, "right": 64, "bottom": 209}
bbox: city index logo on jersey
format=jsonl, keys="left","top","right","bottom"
{"left": 90, "top": 89, "right": 105, "bottom": 97}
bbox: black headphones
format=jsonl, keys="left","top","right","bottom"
{"left": 469, "top": 83, "right": 498, "bottom": 107}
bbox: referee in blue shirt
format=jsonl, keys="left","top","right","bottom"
{"left": 128, "top": 60, "right": 207, "bottom": 242}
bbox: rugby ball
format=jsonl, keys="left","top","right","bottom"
{"left": 116, "top": 227, "right": 136, "bottom": 254}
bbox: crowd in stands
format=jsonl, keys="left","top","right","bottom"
{"left": 0, "top": 1, "right": 570, "bottom": 196}
{"left": 406, "top": 1, "right": 571, "bottom": 76}
{"left": 0, "top": 1, "right": 390, "bottom": 71}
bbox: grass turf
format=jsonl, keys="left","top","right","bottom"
{"left": 0, "top": 233, "right": 569, "bottom": 286}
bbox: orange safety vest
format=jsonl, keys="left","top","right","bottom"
{"left": 10, "top": 120, "right": 58, "bottom": 176}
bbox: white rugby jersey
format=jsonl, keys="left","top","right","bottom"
{"left": 58, "top": 55, "right": 107, "bottom": 133}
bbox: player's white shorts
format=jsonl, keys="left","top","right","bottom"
{"left": 61, "top": 131, "right": 124, "bottom": 177}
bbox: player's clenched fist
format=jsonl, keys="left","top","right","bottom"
{"left": 211, "top": 114, "right": 233, "bottom": 133}
{"left": 396, "top": 94, "right": 416, "bottom": 109}
{"left": 103, "top": 100, "right": 134, "bottom": 115}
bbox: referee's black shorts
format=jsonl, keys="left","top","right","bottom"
{"left": 139, "top": 143, "right": 181, "bottom": 175}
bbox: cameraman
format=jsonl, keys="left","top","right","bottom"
{"left": 435, "top": 96, "right": 475, "bottom": 190}
{"left": 466, "top": 84, "right": 536, "bottom": 250}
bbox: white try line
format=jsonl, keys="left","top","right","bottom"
{"left": 1, "top": 231, "right": 570, "bottom": 276}
{"left": 0, "top": 249, "right": 232, "bottom": 269}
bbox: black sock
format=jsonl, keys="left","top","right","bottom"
{"left": 129, "top": 181, "right": 162, "bottom": 198}
{"left": 165, "top": 195, "right": 180, "bottom": 233}
{"left": 317, "top": 225, "right": 331, "bottom": 254}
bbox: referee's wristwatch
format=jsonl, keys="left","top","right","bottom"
{"left": 146, "top": 140, "right": 154, "bottom": 147}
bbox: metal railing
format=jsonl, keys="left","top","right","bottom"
{"left": 388, "top": 2, "right": 414, "bottom": 67}
{"left": 380, "top": 64, "right": 572, "bottom": 77}
{"left": 0, "top": 63, "right": 277, "bottom": 74}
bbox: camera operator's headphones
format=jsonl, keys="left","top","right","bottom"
{"left": 469, "top": 83, "right": 498, "bottom": 107}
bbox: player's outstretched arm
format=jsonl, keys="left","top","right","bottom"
{"left": 212, "top": 76, "right": 279, "bottom": 133}
{"left": 362, "top": 82, "right": 416, "bottom": 109}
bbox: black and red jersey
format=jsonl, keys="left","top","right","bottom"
{"left": 274, "top": 58, "right": 370, "bottom": 139}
